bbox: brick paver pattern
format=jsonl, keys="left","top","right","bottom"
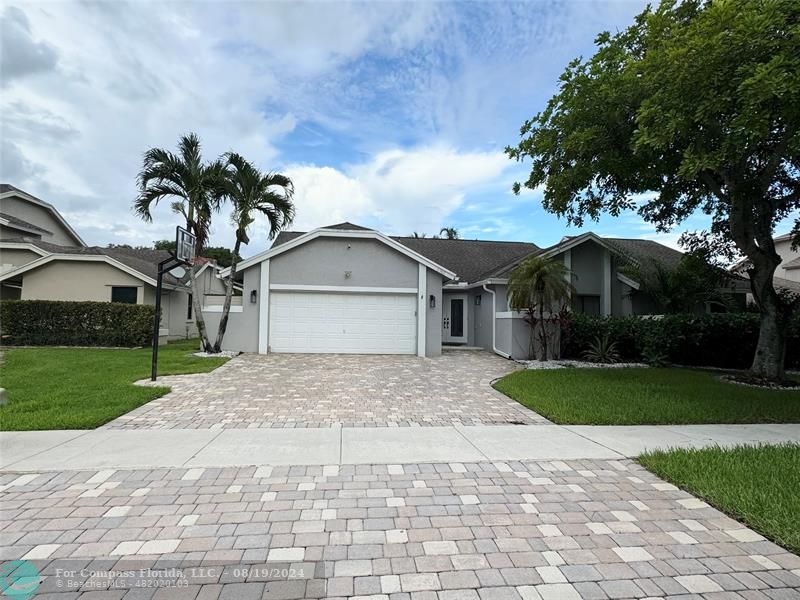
{"left": 2, "top": 459, "right": 799, "bottom": 598}
{"left": 105, "top": 351, "right": 545, "bottom": 429}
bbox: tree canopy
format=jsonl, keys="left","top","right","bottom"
{"left": 507, "top": 0, "right": 800, "bottom": 380}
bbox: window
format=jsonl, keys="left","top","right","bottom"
{"left": 111, "top": 286, "right": 138, "bottom": 304}
{"left": 573, "top": 294, "right": 600, "bottom": 315}
{"left": 187, "top": 294, "right": 193, "bottom": 319}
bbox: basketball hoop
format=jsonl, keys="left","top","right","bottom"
{"left": 151, "top": 225, "right": 197, "bottom": 382}
{"left": 176, "top": 226, "right": 196, "bottom": 265}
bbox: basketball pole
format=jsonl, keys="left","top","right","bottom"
{"left": 151, "top": 253, "right": 183, "bottom": 382}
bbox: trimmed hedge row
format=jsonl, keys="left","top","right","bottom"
{"left": 561, "top": 313, "right": 800, "bottom": 369}
{"left": 0, "top": 300, "right": 155, "bottom": 347}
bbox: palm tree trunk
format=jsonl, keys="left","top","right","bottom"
{"left": 539, "top": 303, "right": 548, "bottom": 361}
{"left": 213, "top": 239, "right": 242, "bottom": 352}
{"left": 190, "top": 265, "right": 213, "bottom": 352}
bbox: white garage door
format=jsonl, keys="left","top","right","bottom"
{"left": 268, "top": 292, "right": 417, "bottom": 354}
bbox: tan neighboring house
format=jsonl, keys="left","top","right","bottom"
{"left": 0, "top": 184, "right": 229, "bottom": 340}
{"left": 731, "top": 232, "right": 800, "bottom": 297}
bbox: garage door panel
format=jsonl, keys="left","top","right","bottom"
{"left": 268, "top": 292, "right": 417, "bottom": 354}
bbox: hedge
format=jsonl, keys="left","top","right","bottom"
{"left": 0, "top": 300, "right": 155, "bottom": 347}
{"left": 561, "top": 312, "right": 800, "bottom": 370}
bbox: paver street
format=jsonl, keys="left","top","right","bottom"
{"left": 2, "top": 459, "right": 799, "bottom": 598}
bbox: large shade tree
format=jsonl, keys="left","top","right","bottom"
{"left": 507, "top": 0, "right": 799, "bottom": 380}
{"left": 213, "top": 153, "right": 294, "bottom": 352}
{"left": 134, "top": 133, "right": 226, "bottom": 352}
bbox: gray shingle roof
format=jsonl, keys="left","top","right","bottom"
{"left": 2, "top": 238, "right": 183, "bottom": 286}
{"left": 392, "top": 237, "right": 538, "bottom": 282}
{"left": 604, "top": 238, "right": 684, "bottom": 269}
{"left": 0, "top": 212, "right": 52, "bottom": 235}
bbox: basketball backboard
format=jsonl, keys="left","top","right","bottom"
{"left": 176, "top": 226, "right": 196, "bottom": 265}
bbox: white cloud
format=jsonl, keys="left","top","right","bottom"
{"left": 283, "top": 146, "right": 511, "bottom": 238}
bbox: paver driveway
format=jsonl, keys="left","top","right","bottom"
{"left": 106, "top": 351, "right": 546, "bottom": 429}
{"left": 3, "top": 459, "right": 799, "bottom": 599}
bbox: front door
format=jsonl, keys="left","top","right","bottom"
{"left": 443, "top": 294, "right": 468, "bottom": 344}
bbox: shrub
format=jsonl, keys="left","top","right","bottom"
{"left": 562, "top": 312, "right": 800, "bottom": 370}
{"left": 0, "top": 300, "right": 155, "bottom": 347}
{"left": 582, "top": 334, "right": 621, "bottom": 363}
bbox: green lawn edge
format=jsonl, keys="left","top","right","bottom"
{"left": 0, "top": 339, "right": 229, "bottom": 431}
{"left": 493, "top": 367, "right": 800, "bottom": 425}
{"left": 637, "top": 444, "right": 800, "bottom": 555}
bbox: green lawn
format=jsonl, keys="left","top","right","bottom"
{"left": 493, "top": 367, "right": 800, "bottom": 425}
{"left": 639, "top": 444, "right": 800, "bottom": 554}
{"left": 0, "top": 339, "right": 229, "bottom": 431}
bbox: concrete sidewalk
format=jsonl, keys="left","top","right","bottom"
{"left": 3, "top": 423, "right": 798, "bottom": 472}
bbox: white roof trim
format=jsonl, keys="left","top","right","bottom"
{"left": 444, "top": 278, "right": 506, "bottom": 290}
{"left": 0, "top": 253, "right": 180, "bottom": 289}
{"left": 0, "top": 189, "right": 87, "bottom": 247}
{"left": 221, "top": 228, "right": 457, "bottom": 280}
{"left": 617, "top": 272, "right": 640, "bottom": 290}
{"left": 0, "top": 241, "right": 50, "bottom": 257}
{"left": 540, "top": 231, "right": 635, "bottom": 264}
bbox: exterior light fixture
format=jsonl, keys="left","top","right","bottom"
{"left": 475, "top": 295, "right": 481, "bottom": 306}
{"left": 429, "top": 294, "right": 436, "bottom": 308}
{"left": 250, "top": 290, "right": 257, "bottom": 304}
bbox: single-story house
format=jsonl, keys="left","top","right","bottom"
{"left": 0, "top": 184, "right": 229, "bottom": 340}
{"left": 203, "top": 222, "right": 728, "bottom": 359}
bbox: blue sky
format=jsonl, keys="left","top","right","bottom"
{"left": 2, "top": 1, "right": 791, "bottom": 255}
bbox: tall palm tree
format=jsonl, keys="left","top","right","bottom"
{"left": 439, "top": 227, "right": 460, "bottom": 239}
{"left": 214, "top": 153, "right": 294, "bottom": 352}
{"left": 134, "top": 133, "right": 226, "bottom": 352}
{"left": 507, "top": 255, "right": 574, "bottom": 360}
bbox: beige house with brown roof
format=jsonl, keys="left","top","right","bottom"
{"left": 0, "top": 184, "right": 228, "bottom": 340}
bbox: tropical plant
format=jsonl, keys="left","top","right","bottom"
{"left": 582, "top": 334, "right": 621, "bottom": 364}
{"left": 214, "top": 153, "right": 294, "bottom": 352}
{"left": 134, "top": 133, "right": 226, "bottom": 352}
{"left": 641, "top": 346, "right": 669, "bottom": 367}
{"left": 508, "top": 255, "right": 574, "bottom": 360}
{"left": 411, "top": 232, "right": 427, "bottom": 238}
{"left": 624, "top": 251, "right": 736, "bottom": 314}
{"left": 506, "top": 0, "right": 800, "bottom": 381}
{"left": 439, "top": 227, "right": 460, "bottom": 240}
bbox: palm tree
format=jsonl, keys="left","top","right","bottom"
{"left": 134, "top": 133, "right": 226, "bottom": 352}
{"left": 439, "top": 227, "right": 460, "bottom": 240}
{"left": 411, "top": 231, "right": 427, "bottom": 238}
{"left": 214, "top": 153, "right": 294, "bottom": 352}
{"left": 507, "top": 255, "right": 574, "bottom": 360}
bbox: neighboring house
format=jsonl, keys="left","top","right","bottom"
{"left": 203, "top": 222, "right": 721, "bottom": 359}
{"left": 731, "top": 232, "right": 800, "bottom": 297}
{"left": 0, "top": 184, "right": 85, "bottom": 247}
{"left": 0, "top": 184, "right": 228, "bottom": 340}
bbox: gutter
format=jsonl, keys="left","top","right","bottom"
{"left": 482, "top": 283, "right": 511, "bottom": 359}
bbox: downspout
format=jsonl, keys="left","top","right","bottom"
{"left": 483, "top": 283, "right": 511, "bottom": 359}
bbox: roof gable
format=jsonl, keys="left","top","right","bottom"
{"left": 225, "top": 227, "right": 457, "bottom": 279}
{"left": 0, "top": 184, "right": 86, "bottom": 247}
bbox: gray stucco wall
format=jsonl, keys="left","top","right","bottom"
{"left": 201, "top": 263, "right": 261, "bottom": 353}
{"left": 425, "top": 269, "right": 442, "bottom": 357}
{"left": 565, "top": 242, "right": 602, "bottom": 295}
{"left": 270, "top": 237, "right": 418, "bottom": 288}
{"left": 1, "top": 196, "right": 82, "bottom": 246}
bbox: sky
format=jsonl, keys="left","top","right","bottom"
{"left": 1, "top": 0, "right": 794, "bottom": 257}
